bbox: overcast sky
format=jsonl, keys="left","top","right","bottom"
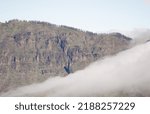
{"left": 0, "top": 0, "right": 150, "bottom": 32}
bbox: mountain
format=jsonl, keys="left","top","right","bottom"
{"left": 0, "top": 19, "right": 132, "bottom": 92}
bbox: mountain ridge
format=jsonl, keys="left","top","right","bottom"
{"left": 0, "top": 19, "right": 132, "bottom": 92}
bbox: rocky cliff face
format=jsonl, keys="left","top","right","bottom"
{"left": 0, "top": 20, "right": 132, "bottom": 92}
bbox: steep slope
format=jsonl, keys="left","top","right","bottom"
{"left": 0, "top": 20, "right": 131, "bottom": 92}
{"left": 2, "top": 42, "right": 150, "bottom": 97}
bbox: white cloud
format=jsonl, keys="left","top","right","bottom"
{"left": 122, "top": 28, "right": 150, "bottom": 45}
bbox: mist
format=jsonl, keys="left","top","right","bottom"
{"left": 1, "top": 41, "right": 150, "bottom": 97}
{"left": 121, "top": 28, "right": 150, "bottom": 45}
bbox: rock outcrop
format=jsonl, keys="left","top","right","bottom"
{"left": 0, "top": 20, "right": 132, "bottom": 92}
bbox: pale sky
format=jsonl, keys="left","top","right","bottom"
{"left": 0, "top": 0, "right": 150, "bottom": 32}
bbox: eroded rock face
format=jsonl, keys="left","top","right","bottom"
{"left": 0, "top": 20, "right": 132, "bottom": 92}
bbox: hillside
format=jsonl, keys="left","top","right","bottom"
{"left": 0, "top": 20, "right": 131, "bottom": 92}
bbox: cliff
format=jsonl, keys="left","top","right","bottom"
{"left": 0, "top": 20, "right": 132, "bottom": 92}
